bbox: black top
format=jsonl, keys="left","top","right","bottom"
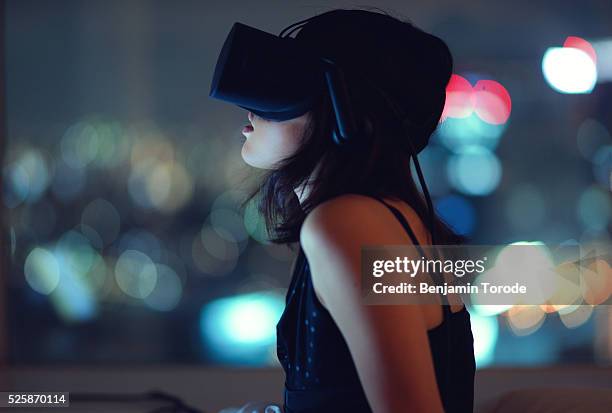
{"left": 276, "top": 197, "right": 476, "bottom": 413}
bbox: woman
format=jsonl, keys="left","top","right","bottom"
{"left": 213, "top": 8, "right": 475, "bottom": 413}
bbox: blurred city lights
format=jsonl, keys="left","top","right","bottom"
{"left": 576, "top": 118, "right": 610, "bottom": 161}
{"left": 436, "top": 114, "right": 506, "bottom": 152}
{"left": 581, "top": 259, "right": 611, "bottom": 305}
{"left": 504, "top": 184, "right": 547, "bottom": 232}
{"left": 143, "top": 264, "right": 184, "bottom": 311}
{"left": 128, "top": 157, "right": 194, "bottom": 212}
{"left": 114, "top": 250, "right": 158, "bottom": 299}
{"left": 89, "top": 120, "right": 131, "bottom": 168}
{"left": 441, "top": 74, "right": 511, "bottom": 127}
{"left": 200, "top": 291, "right": 285, "bottom": 364}
{"left": 147, "top": 161, "right": 194, "bottom": 213}
{"left": 191, "top": 228, "right": 239, "bottom": 276}
{"left": 591, "top": 145, "right": 612, "bottom": 189}
{"left": 473, "top": 242, "right": 559, "bottom": 307}
{"left": 3, "top": 149, "right": 51, "bottom": 207}
{"left": 3, "top": 161, "right": 29, "bottom": 208}
{"left": 564, "top": 36, "right": 597, "bottom": 63}
{"left": 441, "top": 74, "right": 474, "bottom": 120}
{"left": 506, "top": 305, "right": 546, "bottom": 336}
{"left": 117, "top": 229, "right": 164, "bottom": 262}
{"left": 243, "top": 197, "right": 270, "bottom": 244}
{"left": 542, "top": 42, "right": 597, "bottom": 94}
{"left": 50, "top": 160, "right": 87, "bottom": 203}
{"left": 415, "top": 145, "right": 451, "bottom": 197}
{"left": 201, "top": 225, "right": 240, "bottom": 262}
{"left": 61, "top": 121, "right": 102, "bottom": 169}
{"left": 50, "top": 232, "right": 100, "bottom": 321}
{"left": 559, "top": 305, "right": 594, "bottom": 329}
{"left": 591, "top": 38, "right": 612, "bottom": 82}
{"left": 472, "top": 80, "right": 512, "bottom": 125}
{"left": 472, "top": 304, "right": 513, "bottom": 317}
{"left": 469, "top": 312, "right": 498, "bottom": 367}
{"left": 435, "top": 194, "right": 476, "bottom": 235}
{"left": 209, "top": 208, "right": 250, "bottom": 243}
{"left": 81, "top": 198, "right": 121, "bottom": 247}
{"left": 447, "top": 146, "right": 502, "bottom": 196}
{"left": 24, "top": 247, "right": 61, "bottom": 295}
{"left": 577, "top": 185, "right": 611, "bottom": 231}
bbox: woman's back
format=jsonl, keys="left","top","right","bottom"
{"left": 276, "top": 196, "right": 476, "bottom": 413}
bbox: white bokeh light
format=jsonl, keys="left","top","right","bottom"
{"left": 542, "top": 47, "right": 597, "bottom": 94}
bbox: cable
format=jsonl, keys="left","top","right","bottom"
{"left": 351, "top": 80, "right": 439, "bottom": 247}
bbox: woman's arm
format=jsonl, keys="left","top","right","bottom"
{"left": 300, "top": 194, "right": 445, "bottom": 413}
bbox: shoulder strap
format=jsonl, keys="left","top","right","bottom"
{"left": 372, "top": 197, "right": 421, "bottom": 247}
{"left": 372, "top": 196, "right": 452, "bottom": 311}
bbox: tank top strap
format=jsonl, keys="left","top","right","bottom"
{"left": 371, "top": 197, "right": 422, "bottom": 247}
{"left": 371, "top": 196, "right": 452, "bottom": 311}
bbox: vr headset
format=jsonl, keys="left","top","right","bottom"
{"left": 209, "top": 22, "right": 359, "bottom": 145}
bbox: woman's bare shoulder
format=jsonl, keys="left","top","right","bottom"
{"left": 300, "top": 193, "right": 426, "bottom": 247}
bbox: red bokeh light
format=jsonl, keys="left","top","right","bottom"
{"left": 472, "top": 80, "right": 512, "bottom": 125}
{"left": 563, "top": 36, "right": 597, "bottom": 64}
{"left": 441, "top": 74, "right": 474, "bottom": 121}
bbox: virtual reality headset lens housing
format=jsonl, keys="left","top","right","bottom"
{"left": 209, "top": 22, "right": 326, "bottom": 121}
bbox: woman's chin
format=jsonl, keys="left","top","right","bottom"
{"left": 241, "top": 146, "right": 273, "bottom": 170}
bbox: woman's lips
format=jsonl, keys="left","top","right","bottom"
{"left": 242, "top": 124, "right": 254, "bottom": 136}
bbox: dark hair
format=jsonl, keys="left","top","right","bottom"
{"left": 242, "top": 10, "right": 463, "bottom": 246}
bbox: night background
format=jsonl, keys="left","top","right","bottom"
{"left": 2, "top": 0, "right": 611, "bottom": 375}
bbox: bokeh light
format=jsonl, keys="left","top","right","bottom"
{"left": 143, "top": 264, "right": 184, "bottom": 311}
{"left": 51, "top": 231, "right": 100, "bottom": 322}
{"left": 436, "top": 114, "right": 507, "bottom": 152}
{"left": 24, "top": 247, "right": 61, "bottom": 295}
{"left": 243, "top": 197, "right": 270, "bottom": 244}
{"left": 128, "top": 157, "right": 194, "bottom": 212}
{"left": 472, "top": 79, "right": 512, "bottom": 125}
{"left": 563, "top": 36, "right": 597, "bottom": 64}
{"left": 506, "top": 305, "right": 546, "bottom": 336}
{"left": 415, "top": 145, "right": 451, "bottom": 197}
{"left": 435, "top": 194, "right": 476, "bottom": 235}
{"left": 542, "top": 47, "right": 597, "bottom": 94}
{"left": 114, "top": 250, "right": 158, "bottom": 299}
{"left": 469, "top": 312, "right": 499, "bottom": 367}
{"left": 591, "top": 145, "right": 612, "bottom": 189}
{"left": 3, "top": 149, "right": 51, "bottom": 207}
{"left": 61, "top": 121, "right": 102, "bottom": 169}
{"left": 200, "top": 291, "right": 285, "bottom": 364}
{"left": 577, "top": 185, "right": 611, "bottom": 231}
{"left": 191, "top": 226, "right": 239, "bottom": 276}
{"left": 117, "top": 229, "right": 164, "bottom": 262}
{"left": 441, "top": 74, "right": 474, "bottom": 120}
{"left": 447, "top": 146, "right": 502, "bottom": 196}
{"left": 559, "top": 305, "right": 594, "bottom": 329}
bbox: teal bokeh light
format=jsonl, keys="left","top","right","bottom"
{"left": 200, "top": 291, "right": 285, "bottom": 364}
